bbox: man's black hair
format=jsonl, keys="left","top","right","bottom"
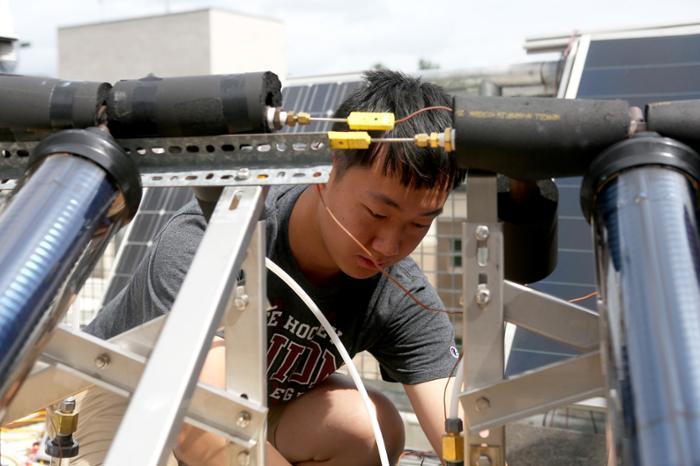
{"left": 332, "top": 70, "right": 466, "bottom": 191}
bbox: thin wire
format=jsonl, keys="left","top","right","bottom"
{"left": 315, "top": 185, "right": 460, "bottom": 315}
{"left": 266, "top": 258, "right": 390, "bottom": 466}
{"left": 394, "top": 106, "right": 453, "bottom": 124}
{"left": 569, "top": 290, "right": 598, "bottom": 303}
{"left": 443, "top": 351, "right": 463, "bottom": 420}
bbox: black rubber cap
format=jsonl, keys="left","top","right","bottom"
{"left": 445, "top": 417, "right": 464, "bottom": 433}
{"left": 29, "top": 128, "right": 142, "bottom": 220}
{"left": 45, "top": 435, "right": 79, "bottom": 458}
{"left": 581, "top": 132, "right": 700, "bottom": 223}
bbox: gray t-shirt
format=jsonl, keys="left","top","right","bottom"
{"left": 87, "top": 185, "right": 457, "bottom": 405}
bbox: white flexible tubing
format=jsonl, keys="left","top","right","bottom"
{"left": 265, "top": 258, "right": 390, "bottom": 466}
{"left": 449, "top": 357, "right": 464, "bottom": 420}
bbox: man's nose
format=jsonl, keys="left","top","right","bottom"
{"left": 371, "top": 230, "right": 400, "bottom": 258}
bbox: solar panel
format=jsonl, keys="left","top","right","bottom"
{"left": 506, "top": 29, "right": 700, "bottom": 375}
{"left": 101, "top": 80, "right": 362, "bottom": 305}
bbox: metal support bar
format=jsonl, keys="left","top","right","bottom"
{"left": 462, "top": 174, "right": 505, "bottom": 466}
{"left": 5, "top": 325, "right": 265, "bottom": 447}
{"left": 503, "top": 281, "right": 599, "bottom": 351}
{"left": 224, "top": 221, "right": 267, "bottom": 466}
{"left": 105, "top": 186, "right": 265, "bottom": 466}
{"left": 461, "top": 351, "right": 604, "bottom": 432}
{"left": 0, "top": 133, "right": 333, "bottom": 190}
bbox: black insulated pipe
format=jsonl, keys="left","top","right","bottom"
{"left": 107, "top": 72, "right": 282, "bottom": 138}
{"left": 0, "top": 74, "right": 110, "bottom": 141}
{"left": 452, "top": 96, "right": 631, "bottom": 179}
{"left": 646, "top": 100, "right": 700, "bottom": 154}
{"left": 498, "top": 176, "right": 558, "bottom": 284}
{"left": 581, "top": 134, "right": 700, "bottom": 466}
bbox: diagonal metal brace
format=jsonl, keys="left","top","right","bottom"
{"left": 5, "top": 324, "right": 266, "bottom": 448}
{"left": 461, "top": 351, "right": 604, "bottom": 433}
{"left": 504, "top": 281, "right": 600, "bottom": 352}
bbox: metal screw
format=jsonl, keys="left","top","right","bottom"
{"left": 475, "top": 225, "right": 490, "bottom": 241}
{"left": 475, "top": 284, "right": 491, "bottom": 307}
{"left": 94, "top": 353, "right": 111, "bottom": 369}
{"left": 235, "top": 168, "right": 250, "bottom": 181}
{"left": 236, "top": 411, "right": 251, "bottom": 428}
{"left": 475, "top": 397, "right": 491, "bottom": 412}
{"left": 237, "top": 450, "right": 251, "bottom": 466}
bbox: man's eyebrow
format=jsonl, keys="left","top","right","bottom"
{"left": 368, "top": 191, "right": 443, "bottom": 217}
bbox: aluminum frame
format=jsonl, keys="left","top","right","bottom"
{"left": 462, "top": 174, "right": 506, "bottom": 466}
{"left": 104, "top": 186, "right": 265, "bottom": 466}
{"left": 460, "top": 174, "right": 604, "bottom": 465}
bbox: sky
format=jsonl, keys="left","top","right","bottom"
{"left": 6, "top": 0, "right": 700, "bottom": 78}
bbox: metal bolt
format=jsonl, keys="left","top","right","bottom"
{"left": 237, "top": 450, "right": 251, "bottom": 466}
{"left": 59, "top": 397, "right": 76, "bottom": 413}
{"left": 475, "top": 284, "right": 491, "bottom": 307}
{"left": 94, "top": 353, "right": 111, "bottom": 369}
{"left": 236, "top": 411, "right": 252, "bottom": 429}
{"left": 475, "top": 225, "right": 490, "bottom": 241}
{"left": 475, "top": 397, "right": 491, "bottom": 412}
{"left": 235, "top": 168, "right": 250, "bottom": 181}
{"left": 234, "top": 294, "right": 249, "bottom": 311}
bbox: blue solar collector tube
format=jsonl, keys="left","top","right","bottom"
{"left": 586, "top": 137, "right": 700, "bottom": 465}
{"left": 0, "top": 128, "right": 141, "bottom": 417}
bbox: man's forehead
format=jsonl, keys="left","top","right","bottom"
{"left": 367, "top": 185, "right": 448, "bottom": 215}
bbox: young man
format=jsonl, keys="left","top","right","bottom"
{"left": 83, "top": 70, "right": 466, "bottom": 465}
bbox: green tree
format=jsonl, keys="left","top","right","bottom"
{"left": 418, "top": 58, "right": 440, "bottom": 70}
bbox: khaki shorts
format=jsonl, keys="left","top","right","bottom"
{"left": 71, "top": 387, "right": 276, "bottom": 465}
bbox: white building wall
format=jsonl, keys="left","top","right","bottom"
{"left": 208, "top": 10, "right": 286, "bottom": 80}
{"left": 58, "top": 8, "right": 286, "bottom": 83}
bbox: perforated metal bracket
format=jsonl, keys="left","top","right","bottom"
{"left": 0, "top": 132, "right": 333, "bottom": 190}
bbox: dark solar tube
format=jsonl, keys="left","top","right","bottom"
{"left": 592, "top": 166, "right": 700, "bottom": 466}
{"left": 0, "top": 154, "right": 117, "bottom": 414}
{"left": 107, "top": 72, "right": 282, "bottom": 138}
{"left": 452, "top": 96, "right": 631, "bottom": 179}
{"left": 0, "top": 74, "right": 110, "bottom": 141}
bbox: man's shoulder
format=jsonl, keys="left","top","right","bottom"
{"left": 372, "top": 256, "right": 439, "bottom": 307}
{"left": 264, "top": 185, "right": 307, "bottom": 217}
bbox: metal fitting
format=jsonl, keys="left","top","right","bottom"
{"left": 236, "top": 411, "right": 252, "bottom": 428}
{"left": 475, "top": 225, "right": 490, "bottom": 241}
{"left": 475, "top": 397, "right": 491, "bottom": 412}
{"left": 94, "top": 353, "right": 110, "bottom": 369}
{"left": 51, "top": 398, "right": 79, "bottom": 436}
{"left": 235, "top": 168, "right": 250, "bottom": 181}
{"left": 237, "top": 450, "right": 251, "bottom": 466}
{"left": 475, "top": 284, "right": 491, "bottom": 307}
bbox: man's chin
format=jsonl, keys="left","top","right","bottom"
{"left": 343, "top": 266, "right": 381, "bottom": 280}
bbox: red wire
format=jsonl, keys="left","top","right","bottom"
{"left": 394, "top": 106, "right": 453, "bottom": 125}
{"left": 315, "top": 185, "right": 459, "bottom": 315}
{"left": 569, "top": 290, "right": 598, "bottom": 303}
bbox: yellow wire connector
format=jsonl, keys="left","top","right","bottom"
{"left": 442, "top": 432, "right": 465, "bottom": 463}
{"left": 346, "top": 112, "right": 395, "bottom": 131}
{"left": 328, "top": 131, "right": 372, "bottom": 150}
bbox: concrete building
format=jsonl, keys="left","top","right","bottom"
{"left": 0, "top": 0, "right": 18, "bottom": 72}
{"left": 58, "top": 8, "right": 286, "bottom": 83}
